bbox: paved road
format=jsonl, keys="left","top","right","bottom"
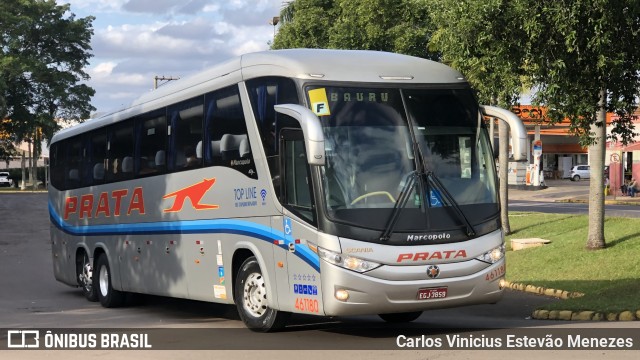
{"left": 509, "top": 199, "right": 640, "bottom": 217}
{"left": 1, "top": 193, "right": 638, "bottom": 360}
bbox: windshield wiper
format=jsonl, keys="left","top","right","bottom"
{"left": 379, "top": 171, "right": 417, "bottom": 242}
{"left": 426, "top": 171, "right": 476, "bottom": 237}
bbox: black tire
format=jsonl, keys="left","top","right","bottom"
{"left": 572, "top": 175, "right": 580, "bottom": 181}
{"left": 378, "top": 311, "right": 423, "bottom": 323}
{"left": 94, "top": 253, "right": 125, "bottom": 308}
{"left": 234, "top": 256, "right": 289, "bottom": 332}
{"left": 78, "top": 252, "right": 97, "bottom": 302}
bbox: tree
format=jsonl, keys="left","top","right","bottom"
{"left": 271, "top": 0, "right": 338, "bottom": 49}
{"left": 427, "top": 0, "right": 532, "bottom": 234}
{"left": 522, "top": 0, "right": 640, "bottom": 249}
{"left": 272, "top": 0, "right": 438, "bottom": 60}
{"left": 1, "top": 0, "right": 95, "bottom": 185}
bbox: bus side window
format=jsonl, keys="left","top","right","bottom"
{"left": 245, "top": 77, "right": 300, "bottom": 184}
{"left": 86, "top": 130, "right": 107, "bottom": 186}
{"left": 168, "top": 97, "right": 203, "bottom": 172}
{"left": 136, "top": 112, "right": 166, "bottom": 177}
{"left": 66, "top": 138, "right": 84, "bottom": 189}
{"left": 280, "top": 130, "right": 315, "bottom": 225}
{"left": 204, "top": 85, "right": 257, "bottom": 179}
{"left": 50, "top": 142, "right": 64, "bottom": 189}
{"left": 107, "top": 123, "right": 134, "bottom": 182}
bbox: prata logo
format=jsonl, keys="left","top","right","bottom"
{"left": 7, "top": 330, "right": 40, "bottom": 348}
{"left": 427, "top": 265, "right": 440, "bottom": 279}
{"left": 163, "top": 178, "right": 219, "bottom": 213}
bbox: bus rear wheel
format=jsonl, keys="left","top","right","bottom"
{"left": 378, "top": 311, "right": 422, "bottom": 323}
{"left": 78, "top": 252, "right": 97, "bottom": 302}
{"left": 234, "top": 256, "right": 289, "bottom": 332}
{"left": 94, "top": 253, "right": 125, "bottom": 308}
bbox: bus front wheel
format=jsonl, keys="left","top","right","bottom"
{"left": 94, "top": 253, "right": 125, "bottom": 308}
{"left": 234, "top": 256, "right": 289, "bottom": 332}
{"left": 378, "top": 311, "right": 422, "bottom": 323}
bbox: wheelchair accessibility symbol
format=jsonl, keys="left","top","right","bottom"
{"left": 430, "top": 190, "right": 443, "bottom": 207}
{"left": 284, "top": 218, "right": 292, "bottom": 236}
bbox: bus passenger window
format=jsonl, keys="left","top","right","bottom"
{"left": 246, "top": 77, "right": 300, "bottom": 183}
{"left": 136, "top": 112, "right": 166, "bottom": 177}
{"left": 86, "top": 131, "right": 107, "bottom": 186}
{"left": 49, "top": 143, "right": 64, "bottom": 189}
{"left": 281, "top": 131, "right": 315, "bottom": 225}
{"left": 66, "top": 138, "right": 83, "bottom": 189}
{"left": 106, "top": 124, "right": 134, "bottom": 182}
{"left": 168, "top": 98, "right": 203, "bottom": 172}
{"left": 204, "top": 85, "right": 257, "bottom": 179}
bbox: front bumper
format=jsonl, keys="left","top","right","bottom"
{"left": 320, "top": 258, "right": 505, "bottom": 316}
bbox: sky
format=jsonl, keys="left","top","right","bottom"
{"left": 56, "top": 0, "right": 284, "bottom": 117}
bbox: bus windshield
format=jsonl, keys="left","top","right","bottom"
{"left": 309, "top": 86, "right": 498, "bottom": 239}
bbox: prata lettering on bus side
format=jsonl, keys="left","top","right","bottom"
{"left": 64, "top": 187, "right": 145, "bottom": 220}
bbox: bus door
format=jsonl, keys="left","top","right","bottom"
{"left": 273, "top": 129, "right": 322, "bottom": 314}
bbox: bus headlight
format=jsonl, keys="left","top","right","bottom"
{"left": 476, "top": 244, "right": 505, "bottom": 264}
{"left": 312, "top": 244, "right": 381, "bottom": 273}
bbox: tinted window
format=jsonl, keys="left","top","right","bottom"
{"left": 50, "top": 142, "right": 64, "bottom": 189}
{"left": 66, "top": 138, "right": 84, "bottom": 189}
{"left": 86, "top": 131, "right": 108, "bottom": 186}
{"left": 136, "top": 111, "right": 167, "bottom": 177}
{"left": 106, "top": 123, "right": 134, "bottom": 182}
{"left": 168, "top": 97, "right": 203, "bottom": 172}
{"left": 282, "top": 131, "right": 315, "bottom": 224}
{"left": 204, "top": 85, "right": 257, "bottom": 179}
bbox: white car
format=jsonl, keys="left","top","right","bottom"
{"left": 0, "top": 172, "right": 13, "bottom": 187}
{"left": 570, "top": 165, "right": 590, "bottom": 181}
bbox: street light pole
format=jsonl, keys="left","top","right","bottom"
{"left": 269, "top": 16, "right": 280, "bottom": 41}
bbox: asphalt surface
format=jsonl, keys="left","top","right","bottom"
{"left": 508, "top": 178, "right": 640, "bottom": 205}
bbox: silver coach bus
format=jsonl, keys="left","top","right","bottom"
{"left": 49, "top": 49, "right": 527, "bottom": 331}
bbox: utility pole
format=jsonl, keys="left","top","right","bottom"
{"left": 154, "top": 76, "right": 180, "bottom": 89}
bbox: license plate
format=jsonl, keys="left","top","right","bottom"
{"left": 417, "top": 287, "right": 448, "bottom": 300}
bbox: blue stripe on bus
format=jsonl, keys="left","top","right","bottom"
{"left": 48, "top": 202, "right": 320, "bottom": 271}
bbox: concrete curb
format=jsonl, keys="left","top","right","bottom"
{"left": 503, "top": 281, "right": 639, "bottom": 321}
{"left": 555, "top": 198, "right": 640, "bottom": 206}
{"left": 503, "top": 281, "right": 584, "bottom": 299}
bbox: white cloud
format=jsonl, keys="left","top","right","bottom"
{"left": 57, "top": 0, "right": 128, "bottom": 13}
{"left": 59, "top": 0, "right": 282, "bottom": 115}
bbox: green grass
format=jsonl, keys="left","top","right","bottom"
{"left": 505, "top": 212, "right": 640, "bottom": 313}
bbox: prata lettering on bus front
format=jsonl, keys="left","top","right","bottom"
{"left": 396, "top": 250, "right": 467, "bottom": 263}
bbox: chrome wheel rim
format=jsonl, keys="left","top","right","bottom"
{"left": 242, "top": 272, "right": 267, "bottom": 317}
{"left": 99, "top": 265, "right": 109, "bottom": 296}
{"left": 81, "top": 254, "right": 93, "bottom": 292}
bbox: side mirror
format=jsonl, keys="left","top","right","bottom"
{"left": 481, "top": 105, "right": 528, "bottom": 162}
{"left": 274, "top": 104, "right": 326, "bottom": 166}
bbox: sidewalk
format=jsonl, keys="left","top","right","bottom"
{"left": 508, "top": 179, "right": 640, "bottom": 205}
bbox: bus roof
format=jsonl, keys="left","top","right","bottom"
{"left": 52, "top": 49, "right": 467, "bottom": 143}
